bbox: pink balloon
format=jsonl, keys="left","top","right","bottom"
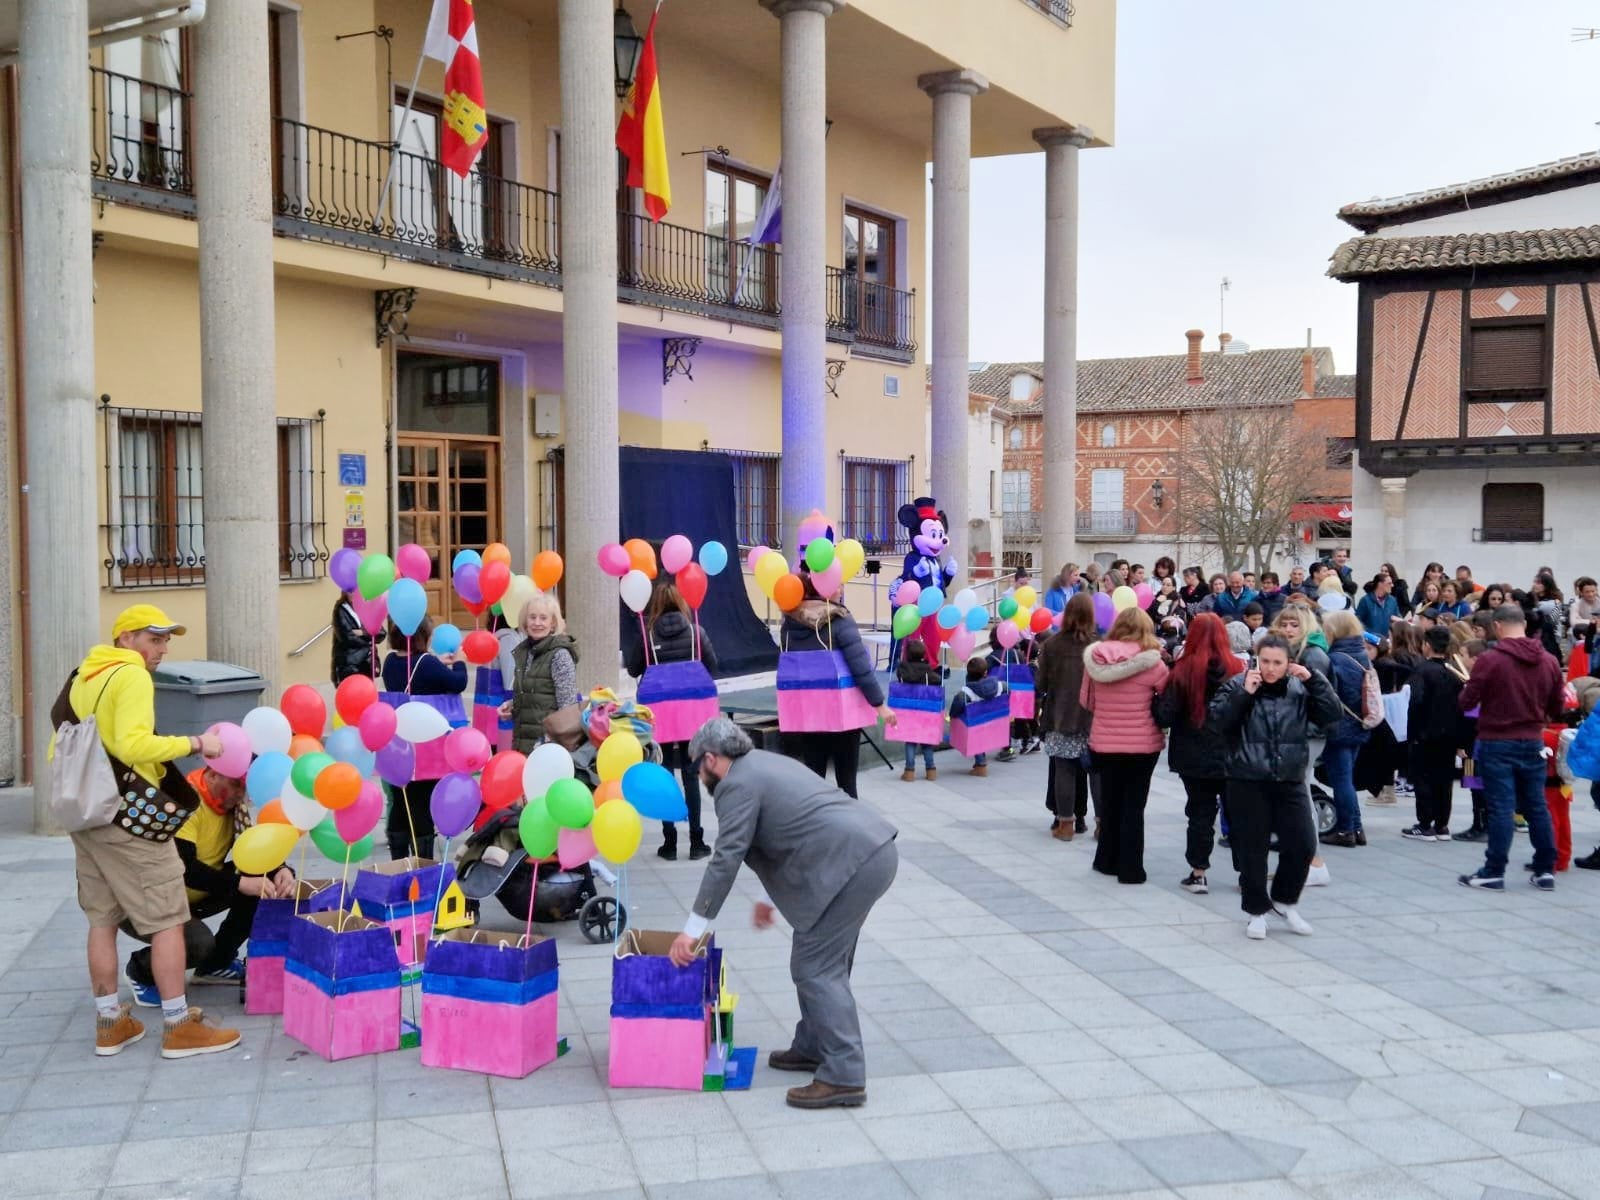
{"left": 396, "top": 542, "right": 432, "bottom": 583}
{"left": 814, "top": 560, "right": 844, "bottom": 598}
{"left": 948, "top": 627, "right": 976, "bottom": 661}
{"left": 897, "top": 580, "right": 922, "bottom": 608}
{"left": 597, "top": 543, "right": 631, "bottom": 578}
{"left": 357, "top": 702, "right": 398, "bottom": 752}
{"left": 443, "top": 726, "right": 492, "bottom": 775}
{"left": 351, "top": 592, "right": 388, "bottom": 635}
{"left": 996, "top": 622, "right": 1021, "bottom": 650}
{"left": 660, "top": 534, "right": 693, "bottom": 575}
{"left": 335, "top": 780, "right": 384, "bottom": 843}
{"left": 1133, "top": 583, "right": 1153, "bottom": 608}
{"left": 557, "top": 824, "right": 598, "bottom": 870}
{"left": 746, "top": 545, "right": 771, "bottom": 570}
{"left": 206, "top": 721, "right": 252, "bottom": 779}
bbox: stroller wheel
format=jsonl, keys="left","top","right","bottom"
{"left": 579, "top": 895, "right": 627, "bottom": 944}
{"left": 1315, "top": 797, "right": 1337, "bottom": 834}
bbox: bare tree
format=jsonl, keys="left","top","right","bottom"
{"left": 1176, "top": 404, "right": 1329, "bottom": 574}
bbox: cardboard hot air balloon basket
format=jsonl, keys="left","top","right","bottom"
{"left": 997, "top": 661, "right": 1036, "bottom": 720}
{"left": 244, "top": 879, "right": 346, "bottom": 1016}
{"left": 637, "top": 660, "right": 720, "bottom": 745}
{"left": 420, "top": 929, "right": 560, "bottom": 1078}
{"left": 950, "top": 694, "right": 1012, "bottom": 757}
{"left": 282, "top": 910, "right": 402, "bottom": 1062}
{"left": 776, "top": 650, "right": 877, "bottom": 733}
{"left": 378, "top": 691, "right": 468, "bottom": 779}
{"left": 884, "top": 682, "right": 945, "bottom": 745}
{"left": 351, "top": 857, "right": 454, "bottom": 967}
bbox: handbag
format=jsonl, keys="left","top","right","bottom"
{"left": 542, "top": 702, "right": 586, "bottom": 752}
{"left": 47, "top": 667, "right": 128, "bottom": 832}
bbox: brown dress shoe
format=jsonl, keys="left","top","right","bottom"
{"left": 786, "top": 1080, "right": 866, "bottom": 1109}
{"left": 768, "top": 1048, "right": 822, "bottom": 1072}
{"left": 95, "top": 1005, "right": 145, "bottom": 1057}
{"left": 970, "top": 764, "right": 988, "bottom": 777}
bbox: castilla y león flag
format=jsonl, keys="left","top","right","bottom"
{"left": 616, "top": 7, "right": 671, "bottom": 221}
{"left": 423, "top": 0, "right": 488, "bottom": 178}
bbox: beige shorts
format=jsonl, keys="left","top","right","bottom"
{"left": 71, "top": 824, "right": 188, "bottom": 936}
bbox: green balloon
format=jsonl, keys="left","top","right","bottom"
{"left": 998, "top": 597, "right": 1018, "bottom": 620}
{"left": 292, "top": 752, "right": 335, "bottom": 798}
{"left": 892, "top": 605, "right": 921, "bottom": 639}
{"left": 804, "top": 537, "right": 835, "bottom": 573}
{"left": 546, "top": 778, "right": 595, "bottom": 830}
{"left": 518, "top": 797, "right": 560, "bottom": 859}
{"left": 308, "top": 814, "right": 375, "bottom": 864}
{"left": 357, "top": 553, "right": 396, "bottom": 600}
{"left": 344, "top": 833, "right": 375, "bottom": 864}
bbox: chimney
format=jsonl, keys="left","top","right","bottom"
{"left": 1300, "top": 328, "right": 1316, "bottom": 397}
{"left": 1218, "top": 332, "right": 1232, "bottom": 351}
{"left": 1185, "top": 329, "right": 1204, "bottom": 384}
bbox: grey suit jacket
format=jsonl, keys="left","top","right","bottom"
{"left": 691, "top": 749, "right": 898, "bottom": 934}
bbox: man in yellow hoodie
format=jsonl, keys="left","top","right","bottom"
{"left": 52, "top": 604, "right": 242, "bottom": 1060}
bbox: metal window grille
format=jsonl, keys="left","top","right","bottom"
{"left": 709, "top": 448, "right": 783, "bottom": 550}
{"left": 1478, "top": 482, "right": 1546, "bottom": 543}
{"left": 1325, "top": 437, "right": 1355, "bottom": 468}
{"left": 278, "top": 415, "right": 329, "bottom": 580}
{"left": 840, "top": 454, "right": 912, "bottom": 555}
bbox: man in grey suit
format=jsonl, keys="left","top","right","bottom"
{"left": 668, "top": 718, "right": 898, "bottom": 1109}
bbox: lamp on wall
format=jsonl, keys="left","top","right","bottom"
{"left": 1150, "top": 479, "right": 1166, "bottom": 509}
{"left": 614, "top": 5, "right": 645, "bottom": 98}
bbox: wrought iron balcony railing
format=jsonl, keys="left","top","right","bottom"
{"left": 619, "top": 212, "right": 780, "bottom": 325}
{"left": 90, "top": 67, "right": 193, "bottom": 201}
{"left": 827, "top": 268, "right": 918, "bottom": 360}
{"left": 1020, "top": 0, "right": 1075, "bottom": 26}
{"left": 1002, "top": 511, "right": 1041, "bottom": 539}
{"left": 1076, "top": 510, "right": 1139, "bottom": 539}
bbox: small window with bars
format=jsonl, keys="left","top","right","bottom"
{"left": 1467, "top": 322, "right": 1546, "bottom": 393}
{"left": 841, "top": 455, "right": 911, "bottom": 555}
{"left": 1478, "top": 482, "right": 1547, "bottom": 543}
{"left": 712, "top": 448, "right": 782, "bottom": 550}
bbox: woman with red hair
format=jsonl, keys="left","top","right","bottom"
{"left": 1155, "top": 613, "right": 1244, "bottom": 895}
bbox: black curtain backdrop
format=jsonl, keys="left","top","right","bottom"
{"left": 618, "top": 447, "right": 778, "bottom": 678}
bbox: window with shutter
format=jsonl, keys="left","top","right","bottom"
{"left": 1467, "top": 323, "right": 1545, "bottom": 392}
{"left": 1479, "top": 483, "right": 1545, "bottom": 543}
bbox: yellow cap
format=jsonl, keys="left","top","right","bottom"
{"left": 112, "top": 604, "right": 188, "bottom": 639}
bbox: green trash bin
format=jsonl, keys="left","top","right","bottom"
{"left": 152, "top": 661, "right": 268, "bottom": 775}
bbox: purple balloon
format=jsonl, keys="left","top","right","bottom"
{"left": 375, "top": 736, "right": 415, "bottom": 787}
{"left": 453, "top": 562, "right": 482, "bottom": 605}
{"left": 430, "top": 771, "right": 483, "bottom": 839}
{"left": 1092, "top": 592, "right": 1116, "bottom": 632}
{"left": 330, "top": 547, "right": 361, "bottom": 594}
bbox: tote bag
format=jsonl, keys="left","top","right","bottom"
{"left": 48, "top": 668, "right": 128, "bottom": 833}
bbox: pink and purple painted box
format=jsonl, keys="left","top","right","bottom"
{"left": 421, "top": 930, "right": 559, "bottom": 1078}
{"left": 884, "top": 681, "right": 945, "bottom": 745}
{"left": 352, "top": 857, "right": 454, "bottom": 966}
{"left": 996, "top": 661, "right": 1036, "bottom": 720}
{"left": 776, "top": 650, "right": 876, "bottom": 734}
{"left": 637, "top": 660, "right": 720, "bottom": 745}
{"left": 379, "top": 690, "right": 469, "bottom": 780}
{"left": 609, "top": 929, "right": 719, "bottom": 1090}
{"left": 282, "top": 910, "right": 401, "bottom": 1061}
{"left": 472, "top": 665, "right": 514, "bottom": 753}
{"left": 244, "top": 879, "right": 346, "bottom": 1016}
{"left": 950, "top": 693, "right": 1012, "bottom": 757}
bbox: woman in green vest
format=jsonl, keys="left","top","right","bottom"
{"left": 501, "top": 592, "right": 580, "bottom": 752}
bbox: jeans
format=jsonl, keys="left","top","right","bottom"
{"left": 1091, "top": 751, "right": 1160, "bottom": 884}
{"left": 1324, "top": 742, "right": 1362, "bottom": 834}
{"left": 1228, "top": 779, "right": 1317, "bottom": 915}
{"left": 973, "top": 752, "right": 988, "bottom": 767}
{"left": 1180, "top": 776, "right": 1227, "bottom": 871}
{"left": 660, "top": 741, "right": 704, "bottom": 848}
{"left": 903, "top": 743, "right": 935, "bottom": 770}
{"left": 1477, "top": 738, "right": 1556, "bottom": 878}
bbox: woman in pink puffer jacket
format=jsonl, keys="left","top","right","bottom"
{"left": 1081, "top": 607, "right": 1170, "bottom": 884}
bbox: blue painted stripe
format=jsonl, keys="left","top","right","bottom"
{"left": 248, "top": 939, "right": 288, "bottom": 958}
{"left": 775, "top": 677, "right": 853, "bottom": 692}
{"left": 421, "top": 968, "right": 558, "bottom": 1006}
{"left": 610, "top": 1002, "right": 707, "bottom": 1021}
{"left": 285, "top": 958, "right": 401, "bottom": 997}
{"left": 888, "top": 695, "right": 944, "bottom": 713}
{"left": 354, "top": 901, "right": 434, "bottom": 921}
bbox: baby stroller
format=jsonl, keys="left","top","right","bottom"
{"left": 456, "top": 807, "right": 628, "bottom": 944}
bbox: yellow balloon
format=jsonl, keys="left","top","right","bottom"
{"left": 232, "top": 823, "right": 300, "bottom": 875}
{"left": 1015, "top": 585, "right": 1037, "bottom": 608}
{"left": 1112, "top": 585, "right": 1139, "bottom": 612}
{"left": 591, "top": 798, "right": 643, "bottom": 864}
{"left": 597, "top": 731, "right": 644, "bottom": 783}
{"left": 503, "top": 574, "right": 537, "bottom": 626}
{"left": 1011, "top": 608, "right": 1030, "bottom": 631}
{"left": 835, "top": 538, "right": 865, "bottom": 581}
{"left": 754, "top": 550, "right": 788, "bottom": 599}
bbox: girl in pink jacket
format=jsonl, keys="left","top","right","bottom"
{"left": 1081, "top": 608, "right": 1170, "bottom": 884}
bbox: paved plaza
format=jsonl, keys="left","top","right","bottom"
{"left": 2, "top": 753, "right": 1600, "bottom": 1200}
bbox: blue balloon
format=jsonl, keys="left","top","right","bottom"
{"left": 916, "top": 586, "right": 944, "bottom": 618}
{"left": 621, "top": 760, "right": 688, "bottom": 822}
{"left": 246, "top": 751, "right": 293, "bottom": 806}
{"left": 699, "top": 540, "right": 729, "bottom": 576}
{"left": 451, "top": 548, "right": 482, "bottom": 573}
{"left": 937, "top": 604, "right": 962, "bottom": 630}
{"left": 324, "top": 727, "right": 374, "bottom": 775}
{"left": 430, "top": 622, "right": 463, "bottom": 656}
{"left": 388, "top": 577, "right": 428, "bottom": 636}
{"left": 964, "top": 606, "right": 988, "bottom": 632}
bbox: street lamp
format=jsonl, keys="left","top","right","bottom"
{"left": 1151, "top": 479, "right": 1166, "bottom": 509}
{"left": 614, "top": 5, "right": 644, "bottom": 99}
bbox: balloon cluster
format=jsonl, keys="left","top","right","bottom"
{"left": 598, "top": 535, "right": 728, "bottom": 614}
{"left": 1093, "top": 582, "right": 1155, "bottom": 633}
{"left": 887, "top": 581, "right": 1054, "bottom": 662}
{"left": 748, "top": 513, "right": 866, "bottom": 612}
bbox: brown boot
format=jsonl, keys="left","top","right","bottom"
{"left": 925, "top": 767, "right": 938, "bottom": 781}
{"left": 95, "top": 1005, "right": 145, "bottom": 1057}
{"left": 970, "top": 764, "right": 988, "bottom": 777}
{"left": 768, "top": 1047, "right": 822, "bottom": 1072}
{"left": 901, "top": 769, "right": 916, "bottom": 782}
{"left": 1053, "top": 821, "right": 1074, "bottom": 842}
{"left": 160, "top": 1008, "right": 240, "bottom": 1059}
{"left": 786, "top": 1080, "right": 866, "bottom": 1109}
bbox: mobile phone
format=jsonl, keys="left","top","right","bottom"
{"left": 1247, "top": 655, "right": 1257, "bottom": 671}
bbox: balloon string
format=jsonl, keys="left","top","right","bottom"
{"left": 638, "top": 614, "right": 651, "bottom": 668}
{"left": 400, "top": 782, "right": 421, "bottom": 864}
{"left": 293, "top": 838, "right": 309, "bottom": 918}
{"left": 523, "top": 861, "right": 536, "bottom": 949}
{"left": 336, "top": 845, "right": 352, "bottom": 932}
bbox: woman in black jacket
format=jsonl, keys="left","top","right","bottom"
{"left": 1035, "top": 593, "right": 1097, "bottom": 840}
{"left": 1154, "top": 613, "right": 1243, "bottom": 894}
{"left": 626, "top": 582, "right": 718, "bottom": 860}
{"left": 330, "top": 591, "right": 374, "bottom": 684}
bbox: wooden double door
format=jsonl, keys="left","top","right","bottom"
{"left": 396, "top": 437, "right": 500, "bottom": 629}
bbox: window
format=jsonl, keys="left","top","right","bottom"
{"left": 101, "top": 405, "right": 327, "bottom": 587}
{"left": 989, "top": 470, "right": 997, "bottom": 514}
{"left": 841, "top": 456, "right": 910, "bottom": 554}
{"left": 990, "top": 422, "right": 998, "bottom": 445}
{"left": 1100, "top": 423, "right": 1117, "bottom": 448}
{"left": 392, "top": 91, "right": 507, "bottom": 253}
{"left": 397, "top": 354, "right": 501, "bottom": 437}
{"left": 705, "top": 161, "right": 772, "bottom": 307}
{"left": 1325, "top": 437, "right": 1355, "bottom": 468}
{"left": 1467, "top": 323, "right": 1546, "bottom": 393}
{"left": 843, "top": 204, "right": 904, "bottom": 348}
{"left": 713, "top": 449, "right": 781, "bottom": 549}
{"left": 1002, "top": 470, "right": 1031, "bottom": 513}
{"left": 1010, "top": 373, "right": 1036, "bottom": 403}
{"left": 1091, "top": 468, "right": 1124, "bottom": 511}
{"left": 100, "top": 28, "right": 189, "bottom": 190}
{"left": 1479, "top": 483, "right": 1547, "bottom": 543}
{"left": 1008, "top": 426, "right": 1024, "bottom": 450}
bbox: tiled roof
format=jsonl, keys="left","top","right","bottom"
{"left": 999, "top": 346, "right": 1331, "bottom": 415}
{"left": 1315, "top": 374, "right": 1356, "bottom": 398}
{"left": 967, "top": 360, "right": 1040, "bottom": 401}
{"left": 1337, "top": 150, "right": 1600, "bottom": 232}
{"left": 1327, "top": 226, "right": 1600, "bottom": 279}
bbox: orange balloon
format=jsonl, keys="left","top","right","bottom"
{"left": 624, "top": 538, "right": 657, "bottom": 580}
{"left": 531, "top": 549, "right": 564, "bottom": 592}
{"left": 482, "top": 542, "right": 512, "bottom": 568}
{"left": 257, "top": 799, "right": 290, "bottom": 825}
{"left": 774, "top": 573, "right": 804, "bottom": 611}
{"left": 313, "top": 761, "right": 363, "bottom": 811}
{"left": 288, "top": 733, "right": 323, "bottom": 760}
{"left": 593, "top": 779, "right": 623, "bottom": 808}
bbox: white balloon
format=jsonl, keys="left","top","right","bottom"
{"left": 953, "top": 588, "right": 978, "bottom": 613}
{"left": 278, "top": 776, "right": 327, "bottom": 832}
{"left": 241, "top": 706, "right": 293, "bottom": 757}
{"left": 521, "top": 742, "right": 576, "bottom": 801}
{"left": 1317, "top": 592, "right": 1346, "bottom": 613}
{"left": 620, "top": 569, "right": 652, "bottom": 614}
{"left": 394, "top": 700, "right": 450, "bottom": 743}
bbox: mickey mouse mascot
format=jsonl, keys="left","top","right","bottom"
{"left": 889, "top": 496, "right": 959, "bottom": 659}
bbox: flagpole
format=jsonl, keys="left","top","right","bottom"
{"left": 375, "top": 48, "right": 429, "bottom": 231}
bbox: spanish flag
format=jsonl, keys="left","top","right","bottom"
{"left": 616, "top": 7, "right": 671, "bottom": 221}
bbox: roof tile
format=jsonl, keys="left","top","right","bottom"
{"left": 1337, "top": 150, "right": 1600, "bottom": 230}
{"left": 1327, "top": 226, "right": 1600, "bottom": 279}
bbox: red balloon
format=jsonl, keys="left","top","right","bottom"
{"left": 480, "top": 561, "right": 511, "bottom": 607}
{"left": 678, "top": 562, "right": 709, "bottom": 610}
{"left": 1029, "top": 607, "right": 1053, "bottom": 634}
{"left": 480, "top": 751, "right": 527, "bottom": 811}
{"left": 334, "top": 674, "right": 377, "bottom": 727}
{"left": 281, "top": 684, "right": 326, "bottom": 738}
{"left": 463, "top": 629, "right": 499, "bottom": 665}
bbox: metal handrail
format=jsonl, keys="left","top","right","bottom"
{"left": 826, "top": 267, "right": 917, "bottom": 355}
{"left": 288, "top": 623, "right": 332, "bottom": 658}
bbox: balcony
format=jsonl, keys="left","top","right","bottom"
{"left": 1002, "top": 511, "right": 1041, "bottom": 540}
{"left": 87, "top": 67, "right": 916, "bottom": 358}
{"left": 1076, "top": 510, "right": 1138, "bottom": 540}
{"left": 1020, "top": 0, "right": 1075, "bottom": 25}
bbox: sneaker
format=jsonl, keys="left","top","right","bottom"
{"left": 1355, "top": 830, "right": 1368, "bottom": 846}
{"left": 1523, "top": 860, "right": 1537, "bottom": 872}
{"left": 1246, "top": 915, "right": 1268, "bottom": 940}
{"left": 95, "top": 1006, "right": 145, "bottom": 1057}
{"left": 1458, "top": 872, "right": 1505, "bottom": 891}
{"left": 1319, "top": 830, "right": 1357, "bottom": 848}
{"left": 1402, "top": 824, "right": 1435, "bottom": 841}
{"left": 191, "top": 959, "right": 246, "bottom": 987}
{"left": 1514, "top": 814, "right": 1528, "bottom": 831}
{"left": 1023, "top": 738, "right": 1042, "bottom": 755}
{"left": 1530, "top": 872, "right": 1556, "bottom": 892}
{"left": 128, "top": 978, "right": 161, "bottom": 1009}
{"left": 1431, "top": 827, "right": 1452, "bottom": 841}
{"left": 996, "top": 747, "right": 1018, "bottom": 763}
{"left": 1304, "top": 862, "right": 1331, "bottom": 887}
{"left": 1276, "top": 906, "right": 1314, "bottom": 936}
{"left": 1395, "top": 779, "right": 1415, "bottom": 798}
{"left": 159, "top": 1008, "right": 240, "bottom": 1059}
{"left": 1452, "top": 826, "right": 1488, "bottom": 843}
{"left": 1180, "top": 873, "right": 1209, "bottom": 894}
{"left": 688, "top": 842, "right": 711, "bottom": 861}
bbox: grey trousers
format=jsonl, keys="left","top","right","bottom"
{"left": 787, "top": 838, "right": 899, "bottom": 1088}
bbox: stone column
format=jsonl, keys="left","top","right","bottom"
{"left": 761, "top": 1, "right": 843, "bottom": 547}
{"left": 559, "top": 0, "right": 619, "bottom": 690}
{"left": 920, "top": 69, "right": 987, "bottom": 574}
{"left": 1380, "top": 477, "right": 1407, "bottom": 567}
{"left": 1034, "top": 126, "right": 1092, "bottom": 578}
{"left": 19, "top": 0, "right": 97, "bottom": 827}
{"left": 194, "top": 0, "right": 280, "bottom": 690}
